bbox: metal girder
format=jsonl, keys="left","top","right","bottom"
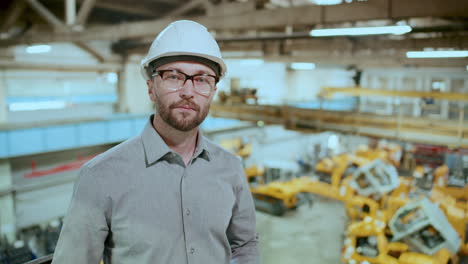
{"left": 93, "top": 1, "right": 156, "bottom": 17}
{"left": 0, "top": 61, "right": 121, "bottom": 72}
{"left": 65, "top": 0, "right": 77, "bottom": 25}
{"left": 210, "top": 1, "right": 256, "bottom": 16}
{"left": 210, "top": 103, "right": 468, "bottom": 148}
{"left": 286, "top": 35, "right": 468, "bottom": 52}
{"left": 73, "top": 41, "right": 107, "bottom": 63}
{"left": 163, "top": 0, "right": 208, "bottom": 18}
{"left": 2, "top": 0, "right": 467, "bottom": 46}
{"left": 233, "top": 54, "right": 468, "bottom": 68}
{"left": 0, "top": 1, "right": 27, "bottom": 33}
{"left": 320, "top": 87, "right": 468, "bottom": 102}
{"left": 76, "top": 0, "right": 96, "bottom": 26}
{"left": 112, "top": 35, "right": 468, "bottom": 58}
{"left": 25, "top": 0, "right": 67, "bottom": 30}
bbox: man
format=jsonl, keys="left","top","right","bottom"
{"left": 52, "top": 20, "right": 259, "bottom": 264}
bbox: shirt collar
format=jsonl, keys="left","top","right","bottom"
{"left": 141, "top": 115, "right": 211, "bottom": 166}
{"left": 194, "top": 129, "right": 211, "bottom": 162}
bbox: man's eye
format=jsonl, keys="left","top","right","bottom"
{"left": 167, "top": 74, "right": 179, "bottom": 79}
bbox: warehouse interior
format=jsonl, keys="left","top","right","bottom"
{"left": 0, "top": 0, "right": 467, "bottom": 263}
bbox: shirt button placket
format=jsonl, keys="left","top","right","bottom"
{"left": 181, "top": 168, "right": 193, "bottom": 263}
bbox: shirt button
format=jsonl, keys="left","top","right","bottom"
{"left": 190, "top": 247, "right": 195, "bottom": 254}
{"left": 186, "top": 209, "right": 191, "bottom": 216}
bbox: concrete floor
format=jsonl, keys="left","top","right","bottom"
{"left": 256, "top": 196, "right": 347, "bottom": 264}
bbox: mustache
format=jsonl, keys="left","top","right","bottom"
{"left": 169, "top": 100, "right": 200, "bottom": 111}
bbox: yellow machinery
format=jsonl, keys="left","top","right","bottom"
{"left": 218, "top": 89, "right": 258, "bottom": 105}
{"left": 355, "top": 142, "right": 403, "bottom": 168}
{"left": 413, "top": 165, "right": 449, "bottom": 190}
{"left": 244, "top": 160, "right": 314, "bottom": 216}
{"left": 313, "top": 153, "right": 370, "bottom": 201}
{"left": 389, "top": 198, "right": 461, "bottom": 257}
{"left": 235, "top": 135, "right": 466, "bottom": 262}
{"left": 343, "top": 217, "right": 459, "bottom": 264}
{"left": 313, "top": 150, "right": 463, "bottom": 263}
{"left": 249, "top": 176, "right": 315, "bottom": 216}
{"left": 431, "top": 186, "right": 468, "bottom": 256}
{"left": 220, "top": 137, "right": 252, "bottom": 159}
{"left": 346, "top": 195, "right": 380, "bottom": 222}
{"left": 223, "top": 137, "right": 316, "bottom": 216}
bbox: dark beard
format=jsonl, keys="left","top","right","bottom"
{"left": 156, "top": 98, "right": 209, "bottom": 132}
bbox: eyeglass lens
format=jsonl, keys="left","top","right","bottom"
{"left": 158, "top": 71, "right": 216, "bottom": 95}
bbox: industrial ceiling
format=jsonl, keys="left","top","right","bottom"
{"left": 1, "top": 0, "right": 467, "bottom": 68}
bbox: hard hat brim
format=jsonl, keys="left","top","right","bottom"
{"left": 141, "top": 52, "right": 227, "bottom": 80}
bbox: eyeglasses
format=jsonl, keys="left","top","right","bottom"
{"left": 152, "top": 70, "right": 219, "bottom": 95}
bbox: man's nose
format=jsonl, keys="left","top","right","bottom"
{"left": 179, "top": 78, "right": 196, "bottom": 98}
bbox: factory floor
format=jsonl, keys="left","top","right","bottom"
{"left": 256, "top": 196, "right": 347, "bottom": 264}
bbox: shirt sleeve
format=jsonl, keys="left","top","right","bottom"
{"left": 52, "top": 165, "right": 110, "bottom": 264}
{"left": 227, "top": 160, "right": 260, "bottom": 264}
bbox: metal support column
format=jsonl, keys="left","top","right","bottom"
{"left": 65, "top": 0, "right": 76, "bottom": 25}
{"left": 0, "top": 70, "right": 7, "bottom": 123}
{"left": 0, "top": 160, "right": 16, "bottom": 242}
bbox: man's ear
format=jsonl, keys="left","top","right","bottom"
{"left": 147, "top": 80, "right": 157, "bottom": 102}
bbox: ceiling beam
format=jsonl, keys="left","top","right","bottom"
{"left": 2, "top": 0, "right": 468, "bottom": 46}
{"left": 112, "top": 35, "right": 468, "bottom": 56}
{"left": 93, "top": 2, "right": 156, "bottom": 17}
{"left": 210, "top": 104, "right": 468, "bottom": 148}
{"left": 220, "top": 35, "right": 468, "bottom": 52}
{"left": 74, "top": 41, "right": 107, "bottom": 63}
{"left": 164, "top": 0, "right": 206, "bottom": 18}
{"left": 0, "top": 1, "right": 27, "bottom": 34}
{"left": 65, "top": 0, "right": 77, "bottom": 25}
{"left": 25, "top": 0, "right": 67, "bottom": 30}
{"left": 259, "top": 54, "right": 468, "bottom": 68}
{"left": 0, "top": 61, "right": 120, "bottom": 72}
{"left": 76, "top": 0, "right": 96, "bottom": 26}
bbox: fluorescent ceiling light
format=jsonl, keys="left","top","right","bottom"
{"left": 106, "top": 72, "right": 118, "bottom": 84}
{"left": 310, "top": 25, "right": 412, "bottom": 37}
{"left": 26, "top": 44, "right": 52, "bottom": 54}
{"left": 311, "top": 0, "right": 342, "bottom": 5}
{"left": 290, "top": 62, "right": 316, "bottom": 70}
{"left": 239, "top": 59, "right": 264, "bottom": 66}
{"left": 9, "top": 101, "right": 66, "bottom": 111}
{"left": 406, "top": 50, "right": 468, "bottom": 58}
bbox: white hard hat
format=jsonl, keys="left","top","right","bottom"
{"left": 140, "top": 20, "right": 227, "bottom": 80}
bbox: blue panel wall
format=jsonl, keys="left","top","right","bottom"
{"left": 0, "top": 114, "right": 243, "bottom": 158}
{"left": 133, "top": 118, "right": 147, "bottom": 135}
{"left": 0, "top": 131, "right": 7, "bottom": 157}
{"left": 9, "top": 128, "right": 44, "bottom": 156}
{"left": 78, "top": 122, "right": 108, "bottom": 146}
{"left": 108, "top": 120, "right": 133, "bottom": 142}
{"left": 45, "top": 125, "right": 78, "bottom": 151}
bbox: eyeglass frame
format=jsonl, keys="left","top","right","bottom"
{"left": 151, "top": 69, "right": 219, "bottom": 95}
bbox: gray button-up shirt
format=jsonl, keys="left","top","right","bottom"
{"left": 52, "top": 116, "right": 259, "bottom": 264}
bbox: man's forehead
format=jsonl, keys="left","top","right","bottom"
{"left": 156, "top": 61, "right": 215, "bottom": 75}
